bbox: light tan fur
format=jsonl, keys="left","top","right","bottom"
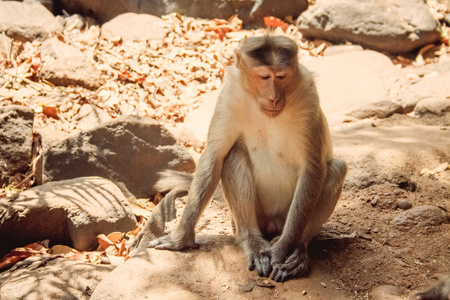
{"left": 149, "top": 34, "right": 347, "bottom": 282}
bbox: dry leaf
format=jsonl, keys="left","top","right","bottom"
{"left": 51, "top": 245, "right": 77, "bottom": 255}
{"left": 97, "top": 234, "right": 114, "bottom": 250}
{"left": 107, "top": 232, "right": 124, "bottom": 244}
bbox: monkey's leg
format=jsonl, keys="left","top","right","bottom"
{"left": 271, "top": 158, "right": 347, "bottom": 282}
{"left": 221, "top": 143, "right": 272, "bottom": 277}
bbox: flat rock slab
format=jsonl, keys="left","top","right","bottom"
{"left": 91, "top": 236, "right": 348, "bottom": 300}
{"left": 333, "top": 122, "right": 450, "bottom": 189}
{"left": 0, "top": 257, "right": 113, "bottom": 300}
{"left": 302, "top": 50, "right": 406, "bottom": 126}
{"left": 0, "top": 177, "right": 137, "bottom": 256}
{"left": 0, "top": 2, "right": 63, "bottom": 42}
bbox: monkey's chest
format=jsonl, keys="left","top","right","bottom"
{"left": 243, "top": 130, "right": 303, "bottom": 216}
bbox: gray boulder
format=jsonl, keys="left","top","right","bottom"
{"left": 0, "top": 1, "right": 63, "bottom": 42}
{"left": 297, "top": 0, "right": 441, "bottom": 54}
{"left": 40, "top": 38, "right": 104, "bottom": 89}
{"left": 0, "top": 257, "right": 113, "bottom": 300}
{"left": 41, "top": 115, "right": 196, "bottom": 198}
{"left": 0, "top": 105, "right": 34, "bottom": 186}
{"left": 58, "top": 0, "right": 308, "bottom": 26}
{"left": 0, "top": 176, "right": 137, "bottom": 256}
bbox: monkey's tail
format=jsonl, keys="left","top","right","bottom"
{"left": 155, "top": 169, "right": 224, "bottom": 201}
{"left": 154, "top": 170, "right": 193, "bottom": 193}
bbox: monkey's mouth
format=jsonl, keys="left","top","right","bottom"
{"left": 262, "top": 107, "right": 282, "bottom": 118}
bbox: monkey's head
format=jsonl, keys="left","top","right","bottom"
{"left": 235, "top": 35, "right": 299, "bottom": 118}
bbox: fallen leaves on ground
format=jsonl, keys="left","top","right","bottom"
{"left": 0, "top": 216, "right": 147, "bottom": 270}
{"left": 0, "top": 240, "right": 50, "bottom": 270}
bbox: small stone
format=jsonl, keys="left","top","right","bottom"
{"left": 256, "top": 278, "right": 276, "bottom": 288}
{"left": 371, "top": 196, "right": 379, "bottom": 206}
{"left": 302, "top": 290, "right": 307, "bottom": 295}
{"left": 238, "top": 280, "right": 256, "bottom": 293}
{"left": 396, "top": 199, "right": 412, "bottom": 210}
{"left": 321, "top": 282, "right": 327, "bottom": 288}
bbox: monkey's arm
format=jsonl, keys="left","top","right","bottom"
{"left": 270, "top": 160, "right": 327, "bottom": 281}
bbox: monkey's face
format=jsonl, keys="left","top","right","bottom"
{"left": 248, "top": 66, "right": 293, "bottom": 118}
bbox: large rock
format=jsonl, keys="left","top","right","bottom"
{"left": 41, "top": 115, "right": 196, "bottom": 198}
{"left": 0, "top": 257, "right": 113, "bottom": 300}
{"left": 0, "top": 177, "right": 137, "bottom": 256}
{"left": 0, "top": 105, "right": 34, "bottom": 186}
{"left": 0, "top": 1, "right": 63, "bottom": 42}
{"left": 58, "top": 0, "right": 308, "bottom": 25}
{"left": 40, "top": 38, "right": 104, "bottom": 89}
{"left": 301, "top": 50, "right": 407, "bottom": 126}
{"left": 297, "top": 0, "right": 441, "bottom": 54}
{"left": 101, "top": 13, "right": 171, "bottom": 42}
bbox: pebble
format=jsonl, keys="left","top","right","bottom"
{"left": 396, "top": 198, "right": 412, "bottom": 210}
{"left": 371, "top": 196, "right": 379, "bottom": 206}
{"left": 392, "top": 205, "right": 449, "bottom": 229}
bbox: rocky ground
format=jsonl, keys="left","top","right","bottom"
{"left": 1, "top": 1, "right": 450, "bottom": 299}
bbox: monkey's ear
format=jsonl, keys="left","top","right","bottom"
{"left": 235, "top": 49, "right": 244, "bottom": 70}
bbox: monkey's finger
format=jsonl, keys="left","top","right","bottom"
{"left": 248, "top": 256, "right": 256, "bottom": 271}
{"left": 153, "top": 243, "right": 175, "bottom": 250}
{"left": 271, "top": 265, "right": 288, "bottom": 282}
{"left": 255, "top": 255, "right": 272, "bottom": 277}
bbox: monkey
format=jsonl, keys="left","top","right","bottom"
{"left": 413, "top": 275, "right": 450, "bottom": 300}
{"left": 149, "top": 34, "right": 347, "bottom": 282}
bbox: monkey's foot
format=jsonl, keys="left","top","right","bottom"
{"left": 242, "top": 234, "right": 272, "bottom": 278}
{"left": 270, "top": 245, "right": 309, "bottom": 282}
{"left": 149, "top": 233, "right": 198, "bottom": 251}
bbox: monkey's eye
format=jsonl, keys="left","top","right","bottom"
{"left": 276, "top": 74, "right": 287, "bottom": 79}
{"left": 260, "top": 74, "right": 270, "bottom": 80}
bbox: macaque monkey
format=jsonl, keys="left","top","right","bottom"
{"left": 413, "top": 275, "right": 450, "bottom": 300}
{"left": 150, "top": 34, "right": 347, "bottom": 282}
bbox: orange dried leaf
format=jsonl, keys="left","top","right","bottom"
{"left": 107, "top": 232, "right": 124, "bottom": 244}
{"left": 0, "top": 254, "right": 27, "bottom": 270}
{"left": 153, "top": 192, "right": 163, "bottom": 205}
{"left": 264, "top": 16, "right": 288, "bottom": 32}
{"left": 68, "top": 252, "right": 87, "bottom": 261}
{"left": 51, "top": 245, "right": 77, "bottom": 255}
{"left": 42, "top": 106, "right": 59, "bottom": 119}
{"left": 97, "top": 234, "right": 114, "bottom": 250}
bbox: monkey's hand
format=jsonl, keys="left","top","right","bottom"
{"left": 149, "top": 231, "right": 198, "bottom": 251}
{"left": 241, "top": 234, "right": 272, "bottom": 278}
{"left": 270, "top": 240, "right": 309, "bottom": 282}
